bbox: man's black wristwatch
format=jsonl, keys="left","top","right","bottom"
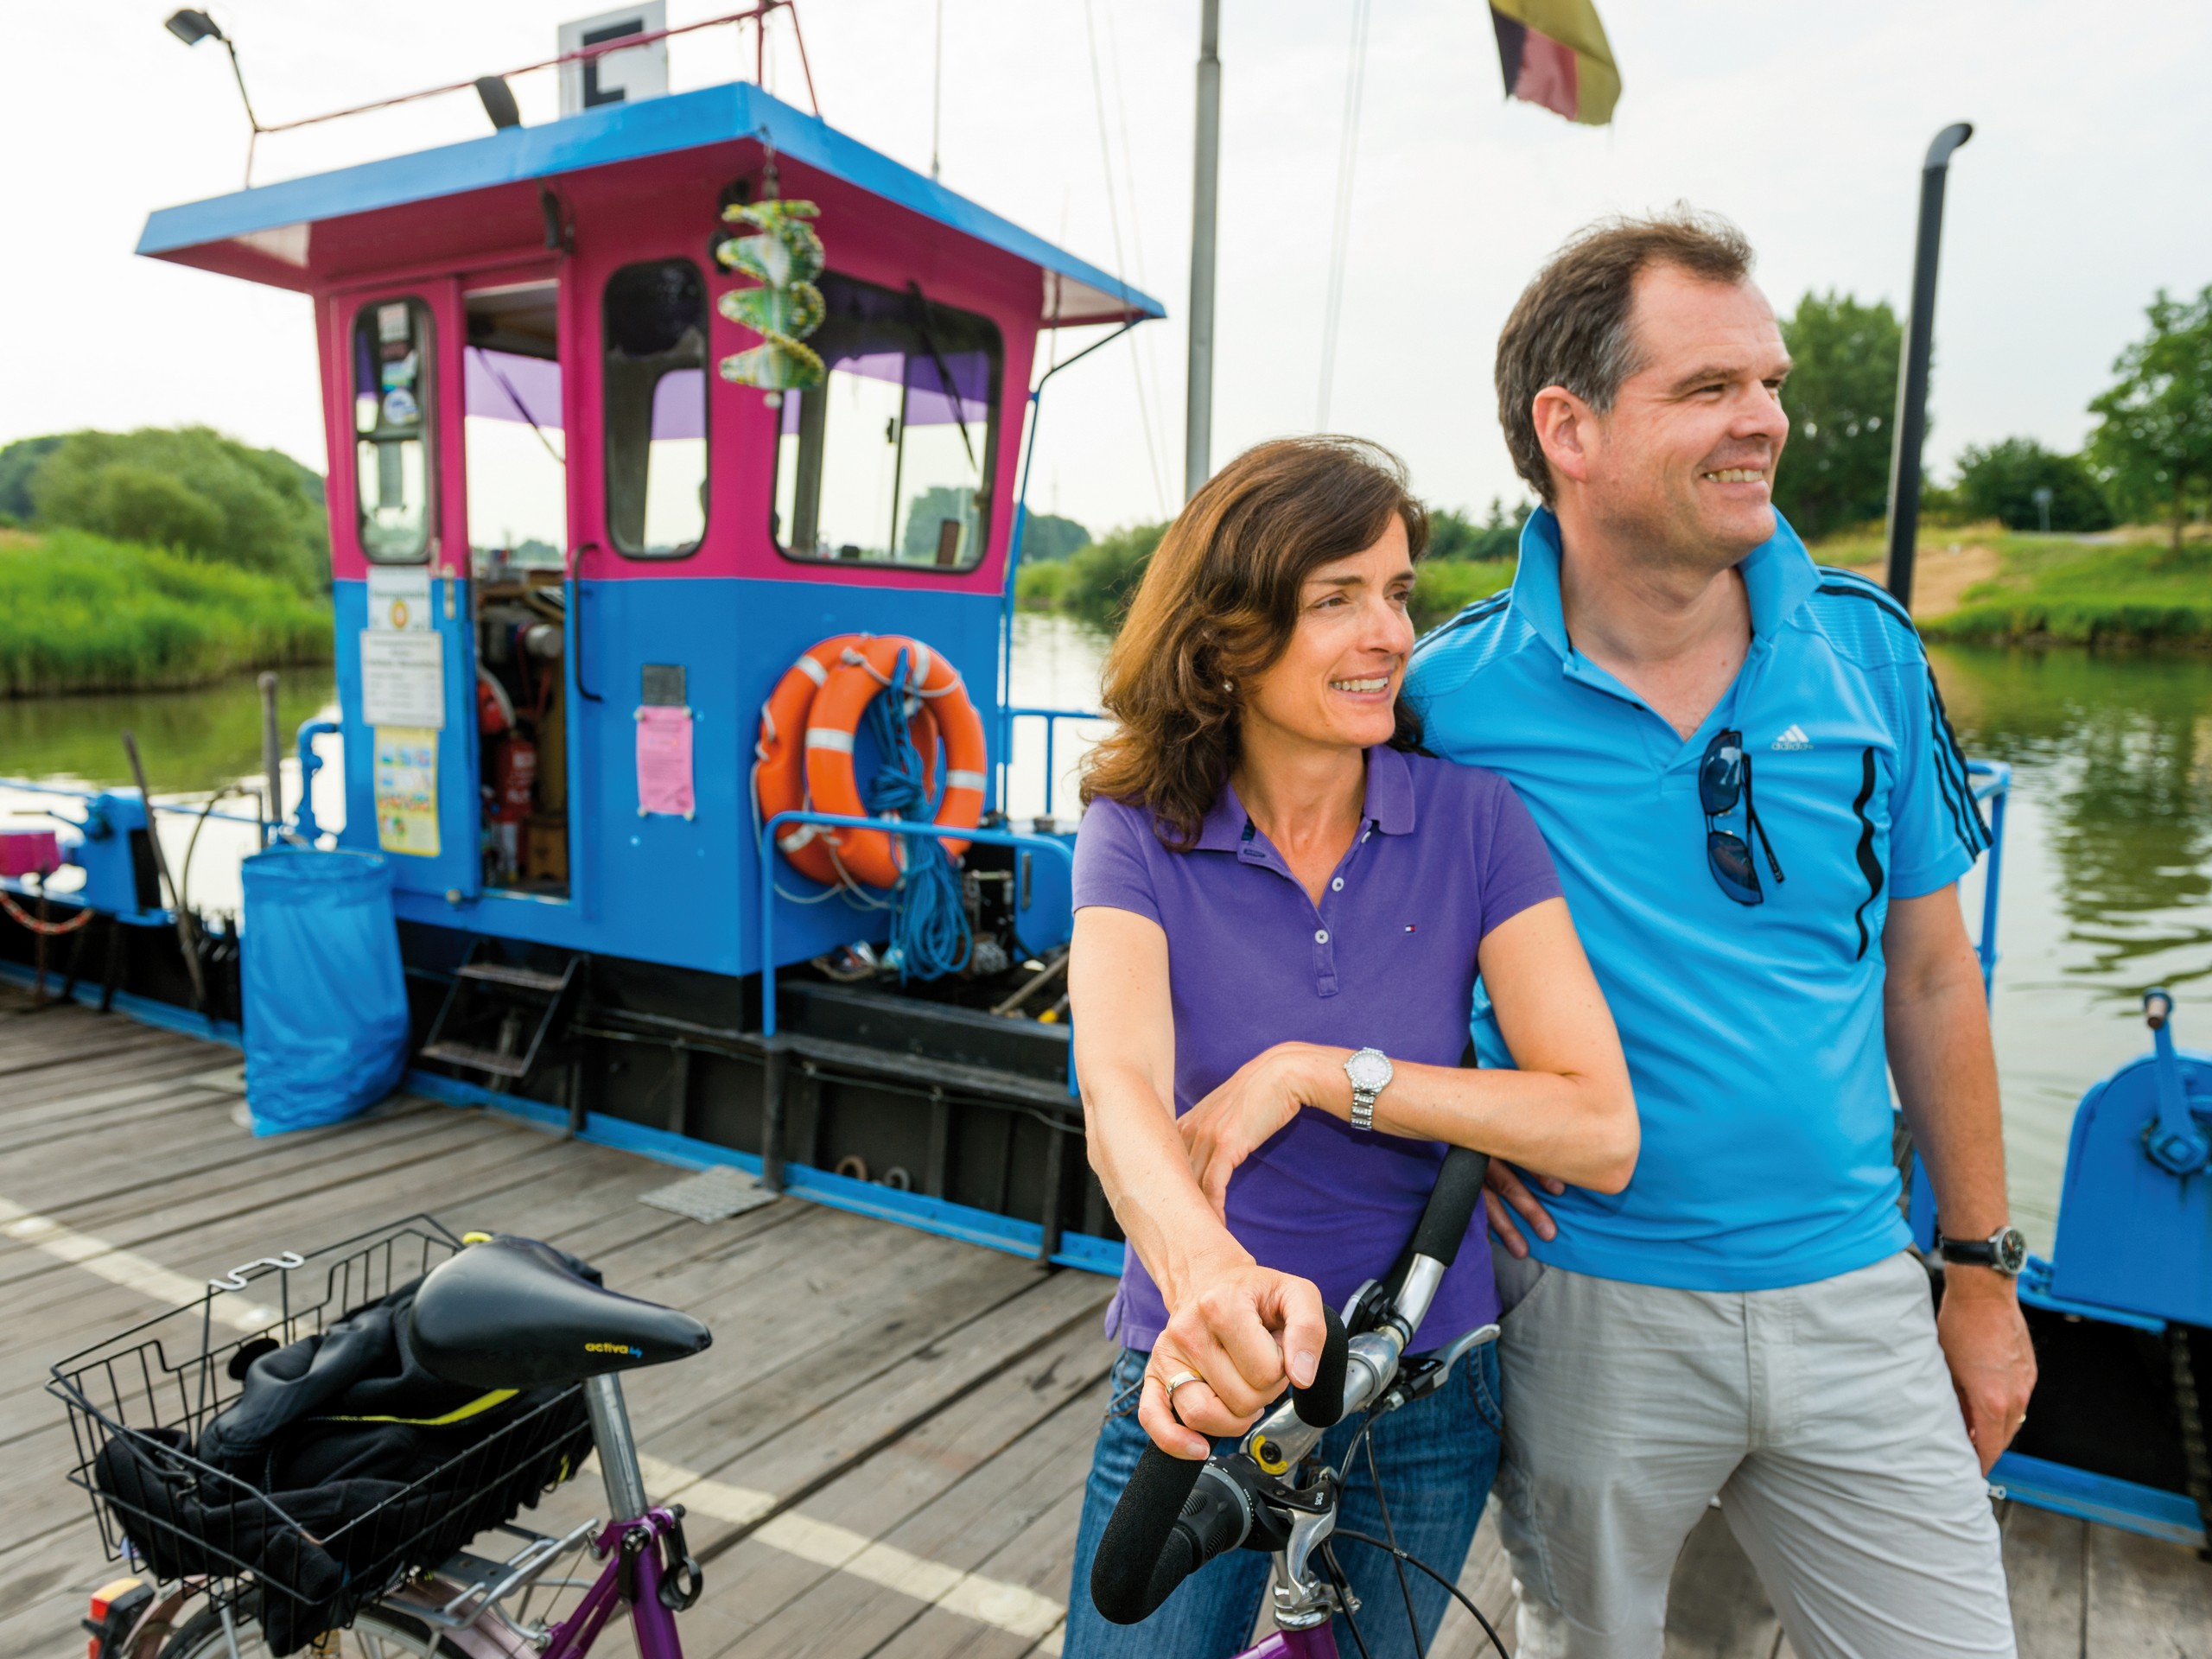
{"left": 1934, "top": 1224, "right": 2028, "bottom": 1276}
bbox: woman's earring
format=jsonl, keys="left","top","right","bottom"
{"left": 1222, "top": 679, "right": 1234, "bottom": 692}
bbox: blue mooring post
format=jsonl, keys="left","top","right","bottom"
{"left": 1884, "top": 122, "right": 1973, "bottom": 610}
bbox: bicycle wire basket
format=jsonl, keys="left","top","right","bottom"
{"left": 48, "top": 1216, "right": 595, "bottom": 1650}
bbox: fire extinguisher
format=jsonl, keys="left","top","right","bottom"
{"left": 487, "top": 734, "right": 536, "bottom": 881}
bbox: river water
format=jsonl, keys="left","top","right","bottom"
{"left": 4, "top": 617, "right": 2207, "bottom": 1253}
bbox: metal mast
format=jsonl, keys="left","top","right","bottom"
{"left": 1183, "top": 0, "right": 1221, "bottom": 499}
{"left": 1884, "top": 122, "right": 1973, "bottom": 608}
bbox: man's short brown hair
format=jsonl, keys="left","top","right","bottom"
{"left": 1496, "top": 208, "right": 1755, "bottom": 503}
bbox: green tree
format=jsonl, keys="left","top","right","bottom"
{"left": 30, "top": 426, "right": 328, "bottom": 592}
{"left": 1428, "top": 498, "right": 1529, "bottom": 562}
{"left": 1017, "top": 510, "right": 1091, "bottom": 563}
{"left": 1955, "top": 438, "right": 2113, "bottom": 532}
{"left": 2089, "top": 285, "right": 2212, "bottom": 551}
{"left": 1774, "top": 292, "right": 1903, "bottom": 540}
{"left": 0, "top": 435, "right": 64, "bottom": 522}
{"left": 1059, "top": 521, "right": 1167, "bottom": 631}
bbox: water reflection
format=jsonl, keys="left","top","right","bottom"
{"left": 0, "top": 670, "right": 339, "bottom": 793}
{"left": 1931, "top": 645, "right": 2212, "bottom": 1243}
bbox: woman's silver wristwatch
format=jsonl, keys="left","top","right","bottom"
{"left": 1344, "top": 1047, "right": 1393, "bottom": 1132}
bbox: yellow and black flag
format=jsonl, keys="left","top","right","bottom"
{"left": 1489, "top": 0, "right": 1621, "bottom": 126}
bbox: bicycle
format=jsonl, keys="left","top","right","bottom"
{"left": 1090, "top": 1146, "right": 1510, "bottom": 1659}
{"left": 54, "top": 1217, "right": 713, "bottom": 1659}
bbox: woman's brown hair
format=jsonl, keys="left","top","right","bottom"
{"left": 1078, "top": 435, "right": 1429, "bottom": 850}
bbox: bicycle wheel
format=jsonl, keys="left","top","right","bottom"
{"left": 158, "top": 1597, "right": 467, "bottom": 1659}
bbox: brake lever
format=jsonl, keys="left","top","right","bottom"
{"left": 1376, "top": 1323, "right": 1499, "bottom": 1415}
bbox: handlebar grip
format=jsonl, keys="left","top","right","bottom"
{"left": 1407, "top": 1147, "right": 1491, "bottom": 1268}
{"left": 1291, "top": 1305, "right": 1349, "bottom": 1428}
{"left": 1091, "top": 1442, "right": 1208, "bottom": 1624}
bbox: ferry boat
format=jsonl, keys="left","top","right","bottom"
{"left": 2, "top": 10, "right": 2205, "bottom": 1572}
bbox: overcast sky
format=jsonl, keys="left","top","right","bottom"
{"left": 5, "top": 0, "right": 2208, "bottom": 538}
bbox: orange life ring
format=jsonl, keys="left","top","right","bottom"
{"left": 804, "top": 634, "right": 987, "bottom": 889}
{"left": 754, "top": 634, "right": 940, "bottom": 888}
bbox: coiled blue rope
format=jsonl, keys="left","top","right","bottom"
{"left": 861, "top": 650, "right": 972, "bottom": 982}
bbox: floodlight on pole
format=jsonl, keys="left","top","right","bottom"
{"left": 163, "top": 9, "right": 267, "bottom": 188}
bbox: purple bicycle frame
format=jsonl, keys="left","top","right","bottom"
{"left": 531, "top": 1510, "right": 685, "bottom": 1659}
{"left": 1242, "top": 1626, "right": 1339, "bottom": 1658}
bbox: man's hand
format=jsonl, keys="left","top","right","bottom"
{"left": 1937, "top": 1268, "right": 2037, "bottom": 1474}
{"left": 1485, "top": 1158, "right": 1565, "bottom": 1258}
{"left": 1140, "top": 1256, "right": 1330, "bottom": 1459}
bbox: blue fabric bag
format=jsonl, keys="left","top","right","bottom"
{"left": 241, "top": 847, "right": 410, "bottom": 1135}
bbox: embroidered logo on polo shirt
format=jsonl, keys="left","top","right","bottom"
{"left": 1770, "top": 724, "right": 1813, "bottom": 752}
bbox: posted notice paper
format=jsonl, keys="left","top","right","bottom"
{"left": 361, "top": 629, "right": 446, "bottom": 729}
{"left": 372, "top": 728, "right": 441, "bottom": 856}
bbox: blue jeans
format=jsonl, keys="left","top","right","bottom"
{"left": 1063, "top": 1343, "right": 1503, "bottom": 1659}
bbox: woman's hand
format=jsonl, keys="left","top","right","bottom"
{"left": 1139, "top": 1252, "right": 1331, "bottom": 1459}
{"left": 1179, "top": 1043, "right": 1342, "bottom": 1216}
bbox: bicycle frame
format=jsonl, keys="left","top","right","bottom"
{"left": 386, "top": 1374, "right": 690, "bottom": 1659}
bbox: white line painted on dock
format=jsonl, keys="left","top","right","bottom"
{"left": 0, "top": 1197, "right": 277, "bottom": 1330}
{"left": 4, "top": 1194, "right": 1067, "bottom": 1649}
{"left": 637, "top": 1452, "right": 1068, "bottom": 1648}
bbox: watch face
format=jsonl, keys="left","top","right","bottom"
{"left": 1997, "top": 1229, "right": 2028, "bottom": 1274}
{"left": 1345, "top": 1050, "right": 1391, "bottom": 1091}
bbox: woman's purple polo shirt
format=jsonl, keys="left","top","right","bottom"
{"left": 1072, "top": 744, "right": 1561, "bottom": 1353}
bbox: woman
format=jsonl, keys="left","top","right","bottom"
{"left": 1061, "top": 436, "right": 1637, "bottom": 1658}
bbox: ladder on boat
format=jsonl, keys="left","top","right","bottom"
{"left": 417, "top": 944, "right": 586, "bottom": 1091}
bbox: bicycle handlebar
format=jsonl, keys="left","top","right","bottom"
{"left": 1090, "top": 1146, "right": 1492, "bottom": 1625}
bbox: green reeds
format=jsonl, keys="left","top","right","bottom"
{"left": 0, "top": 528, "right": 333, "bottom": 696}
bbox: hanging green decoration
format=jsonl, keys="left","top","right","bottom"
{"left": 715, "top": 194, "right": 826, "bottom": 401}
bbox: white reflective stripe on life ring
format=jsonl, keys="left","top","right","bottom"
{"left": 805, "top": 727, "right": 856, "bottom": 753}
{"left": 945, "top": 770, "right": 988, "bottom": 792}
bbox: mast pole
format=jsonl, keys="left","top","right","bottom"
{"left": 1884, "top": 122, "right": 1972, "bottom": 608}
{"left": 1183, "top": 0, "right": 1221, "bottom": 499}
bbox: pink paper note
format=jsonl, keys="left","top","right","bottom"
{"left": 636, "top": 705, "right": 696, "bottom": 819}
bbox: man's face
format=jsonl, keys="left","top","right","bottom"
{"left": 1579, "top": 265, "right": 1792, "bottom": 566}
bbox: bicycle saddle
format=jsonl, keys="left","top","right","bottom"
{"left": 408, "top": 1235, "right": 712, "bottom": 1389}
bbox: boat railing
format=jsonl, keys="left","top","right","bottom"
{"left": 999, "top": 706, "right": 1110, "bottom": 821}
{"left": 756, "top": 809, "right": 1077, "bottom": 1053}
{"left": 1967, "top": 760, "right": 2011, "bottom": 998}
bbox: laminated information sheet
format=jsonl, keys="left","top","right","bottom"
{"left": 372, "top": 727, "right": 441, "bottom": 856}
{"left": 636, "top": 704, "right": 695, "bottom": 819}
{"left": 361, "top": 630, "right": 446, "bottom": 729}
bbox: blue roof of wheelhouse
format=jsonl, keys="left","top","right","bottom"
{"left": 137, "top": 79, "right": 1165, "bottom": 327}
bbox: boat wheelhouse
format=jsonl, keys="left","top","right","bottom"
{"left": 123, "top": 73, "right": 1161, "bottom": 1266}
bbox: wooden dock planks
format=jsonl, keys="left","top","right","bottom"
{"left": 3, "top": 982, "right": 2209, "bottom": 1657}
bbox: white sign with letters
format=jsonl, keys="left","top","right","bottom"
{"left": 366, "top": 567, "right": 432, "bottom": 632}
{"left": 360, "top": 630, "right": 446, "bottom": 730}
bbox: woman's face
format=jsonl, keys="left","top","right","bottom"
{"left": 1241, "top": 517, "right": 1418, "bottom": 755}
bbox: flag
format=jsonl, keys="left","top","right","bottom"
{"left": 1489, "top": 0, "right": 1621, "bottom": 126}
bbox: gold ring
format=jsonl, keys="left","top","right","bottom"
{"left": 1162, "top": 1370, "right": 1203, "bottom": 1400}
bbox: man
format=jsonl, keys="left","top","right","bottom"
{"left": 1405, "top": 212, "right": 2035, "bottom": 1658}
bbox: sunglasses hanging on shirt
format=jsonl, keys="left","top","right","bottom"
{"left": 1700, "top": 728, "right": 1787, "bottom": 906}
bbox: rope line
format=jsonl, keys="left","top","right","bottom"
{"left": 863, "top": 649, "right": 971, "bottom": 982}
{"left": 0, "top": 890, "right": 94, "bottom": 937}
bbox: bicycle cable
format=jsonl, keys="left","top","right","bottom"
{"left": 1332, "top": 1530, "right": 1511, "bottom": 1659}
{"left": 1320, "top": 1541, "right": 1375, "bottom": 1659}
{"left": 1361, "top": 1424, "right": 1427, "bottom": 1656}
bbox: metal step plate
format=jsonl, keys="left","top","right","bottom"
{"left": 639, "top": 1165, "right": 779, "bottom": 1224}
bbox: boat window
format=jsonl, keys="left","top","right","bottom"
{"left": 464, "top": 281, "right": 568, "bottom": 577}
{"left": 353, "top": 299, "right": 435, "bottom": 563}
{"left": 604, "top": 260, "right": 709, "bottom": 558}
{"left": 770, "top": 274, "right": 1000, "bottom": 571}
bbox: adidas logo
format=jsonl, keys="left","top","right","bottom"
{"left": 1770, "top": 724, "right": 1813, "bottom": 752}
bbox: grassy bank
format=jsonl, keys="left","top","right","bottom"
{"left": 0, "top": 528, "right": 333, "bottom": 696}
{"left": 1914, "top": 533, "right": 2212, "bottom": 647}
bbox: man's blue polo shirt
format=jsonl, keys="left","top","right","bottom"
{"left": 1405, "top": 507, "right": 1989, "bottom": 1291}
